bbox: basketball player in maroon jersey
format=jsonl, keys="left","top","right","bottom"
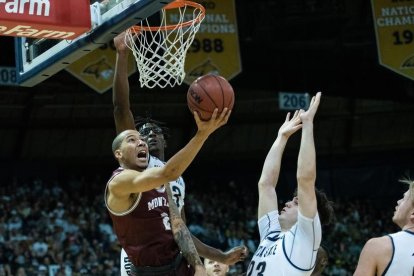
{"left": 106, "top": 110, "right": 229, "bottom": 275}
{"left": 111, "top": 32, "right": 246, "bottom": 275}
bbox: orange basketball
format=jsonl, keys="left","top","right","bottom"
{"left": 187, "top": 74, "right": 235, "bottom": 121}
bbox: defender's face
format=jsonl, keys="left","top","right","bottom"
{"left": 204, "top": 259, "right": 229, "bottom": 276}
{"left": 279, "top": 197, "right": 299, "bottom": 227}
{"left": 139, "top": 123, "right": 166, "bottom": 154}
{"left": 392, "top": 190, "right": 414, "bottom": 228}
{"left": 118, "top": 130, "right": 149, "bottom": 170}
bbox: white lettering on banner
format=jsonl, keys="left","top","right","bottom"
{"left": 199, "top": 24, "right": 235, "bottom": 34}
{"left": 377, "top": 15, "right": 414, "bottom": 26}
{"left": 0, "top": 0, "right": 50, "bottom": 16}
{"left": 204, "top": 14, "right": 229, "bottom": 23}
{"left": 381, "top": 6, "right": 414, "bottom": 16}
{"left": 376, "top": 6, "right": 414, "bottom": 26}
{"left": 168, "top": 13, "right": 235, "bottom": 34}
{"left": 0, "top": 24, "right": 75, "bottom": 38}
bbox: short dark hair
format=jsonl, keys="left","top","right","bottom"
{"left": 134, "top": 116, "right": 170, "bottom": 139}
{"left": 294, "top": 188, "right": 335, "bottom": 226}
{"left": 315, "top": 189, "right": 335, "bottom": 226}
{"left": 112, "top": 130, "right": 129, "bottom": 153}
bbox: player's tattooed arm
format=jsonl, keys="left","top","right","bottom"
{"left": 165, "top": 183, "right": 205, "bottom": 271}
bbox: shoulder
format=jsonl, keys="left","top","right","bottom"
{"left": 109, "top": 169, "right": 140, "bottom": 189}
{"left": 363, "top": 236, "right": 393, "bottom": 256}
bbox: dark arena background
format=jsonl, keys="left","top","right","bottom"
{"left": 0, "top": 1, "right": 414, "bottom": 275}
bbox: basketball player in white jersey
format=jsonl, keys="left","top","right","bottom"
{"left": 354, "top": 178, "right": 414, "bottom": 276}
{"left": 247, "top": 93, "right": 334, "bottom": 276}
{"left": 204, "top": 258, "right": 230, "bottom": 276}
{"left": 113, "top": 32, "right": 247, "bottom": 275}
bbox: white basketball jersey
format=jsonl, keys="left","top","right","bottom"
{"left": 120, "top": 155, "right": 186, "bottom": 275}
{"left": 247, "top": 210, "right": 321, "bottom": 276}
{"left": 383, "top": 230, "right": 414, "bottom": 276}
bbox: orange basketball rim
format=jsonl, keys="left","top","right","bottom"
{"left": 131, "top": 0, "right": 205, "bottom": 32}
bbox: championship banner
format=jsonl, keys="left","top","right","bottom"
{"left": 66, "top": 42, "right": 136, "bottom": 94}
{"left": 168, "top": 0, "right": 241, "bottom": 85}
{"left": 371, "top": 0, "right": 414, "bottom": 80}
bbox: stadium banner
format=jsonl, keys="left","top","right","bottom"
{"left": 167, "top": 0, "right": 241, "bottom": 85}
{"left": 0, "top": 0, "right": 91, "bottom": 39}
{"left": 371, "top": 0, "right": 414, "bottom": 80}
{"left": 66, "top": 41, "right": 136, "bottom": 94}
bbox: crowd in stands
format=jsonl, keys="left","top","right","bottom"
{"left": 0, "top": 175, "right": 400, "bottom": 275}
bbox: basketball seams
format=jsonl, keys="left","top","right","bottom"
{"left": 197, "top": 76, "right": 220, "bottom": 109}
{"left": 187, "top": 88, "right": 213, "bottom": 120}
{"left": 212, "top": 75, "right": 225, "bottom": 110}
{"left": 187, "top": 74, "right": 234, "bottom": 121}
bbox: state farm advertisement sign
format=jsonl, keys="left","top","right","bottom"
{"left": 0, "top": 0, "right": 91, "bottom": 39}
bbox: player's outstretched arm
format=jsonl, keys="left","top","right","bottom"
{"left": 111, "top": 109, "right": 230, "bottom": 195}
{"left": 257, "top": 110, "right": 302, "bottom": 219}
{"left": 113, "top": 32, "right": 136, "bottom": 134}
{"left": 297, "top": 92, "right": 321, "bottom": 219}
{"left": 191, "top": 235, "right": 247, "bottom": 265}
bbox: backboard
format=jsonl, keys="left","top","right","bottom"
{"left": 14, "top": 0, "right": 173, "bottom": 87}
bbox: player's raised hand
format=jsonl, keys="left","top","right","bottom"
{"left": 222, "top": 245, "right": 248, "bottom": 265}
{"left": 193, "top": 108, "right": 231, "bottom": 136}
{"left": 299, "top": 92, "right": 321, "bottom": 123}
{"left": 113, "top": 31, "right": 140, "bottom": 53}
{"left": 278, "top": 110, "right": 302, "bottom": 138}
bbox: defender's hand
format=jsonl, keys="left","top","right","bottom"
{"left": 222, "top": 245, "right": 248, "bottom": 265}
{"left": 278, "top": 110, "right": 302, "bottom": 138}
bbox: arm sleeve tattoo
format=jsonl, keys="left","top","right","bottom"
{"left": 165, "top": 183, "right": 203, "bottom": 268}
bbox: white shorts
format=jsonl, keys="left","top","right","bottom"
{"left": 120, "top": 248, "right": 132, "bottom": 276}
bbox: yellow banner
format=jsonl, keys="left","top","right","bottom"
{"left": 66, "top": 42, "right": 136, "bottom": 94}
{"left": 167, "top": 0, "right": 241, "bottom": 85}
{"left": 372, "top": 0, "right": 414, "bottom": 80}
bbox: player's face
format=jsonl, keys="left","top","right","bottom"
{"left": 204, "top": 259, "right": 229, "bottom": 276}
{"left": 119, "top": 130, "right": 149, "bottom": 170}
{"left": 392, "top": 190, "right": 414, "bottom": 228}
{"left": 139, "top": 123, "right": 166, "bottom": 155}
{"left": 279, "top": 197, "right": 299, "bottom": 226}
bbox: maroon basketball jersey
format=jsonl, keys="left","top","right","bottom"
{"left": 105, "top": 167, "right": 179, "bottom": 267}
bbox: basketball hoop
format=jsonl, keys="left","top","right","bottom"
{"left": 125, "top": 0, "right": 205, "bottom": 89}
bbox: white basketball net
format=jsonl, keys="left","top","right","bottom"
{"left": 125, "top": 1, "right": 205, "bottom": 89}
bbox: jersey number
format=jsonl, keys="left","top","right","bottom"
{"left": 171, "top": 185, "right": 181, "bottom": 208}
{"left": 162, "top": 215, "right": 171, "bottom": 230}
{"left": 247, "top": 261, "right": 266, "bottom": 276}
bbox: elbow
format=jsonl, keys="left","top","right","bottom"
{"left": 258, "top": 178, "right": 276, "bottom": 194}
{"left": 258, "top": 177, "right": 272, "bottom": 189}
{"left": 297, "top": 172, "right": 316, "bottom": 184}
{"left": 113, "top": 105, "right": 129, "bottom": 114}
{"left": 162, "top": 167, "right": 181, "bottom": 182}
